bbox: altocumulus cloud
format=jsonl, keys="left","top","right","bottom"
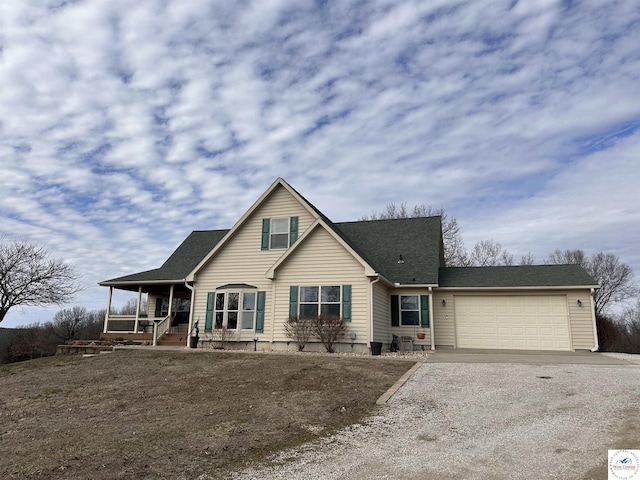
{"left": 1, "top": 0, "right": 639, "bottom": 326}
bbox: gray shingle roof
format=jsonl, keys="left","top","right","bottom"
{"left": 100, "top": 230, "right": 228, "bottom": 284}
{"left": 335, "top": 217, "right": 444, "bottom": 284}
{"left": 438, "top": 265, "right": 598, "bottom": 288}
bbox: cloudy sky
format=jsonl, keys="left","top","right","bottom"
{"left": 1, "top": 0, "right": 639, "bottom": 328}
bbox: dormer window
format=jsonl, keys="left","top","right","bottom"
{"left": 261, "top": 216, "right": 298, "bottom": 250}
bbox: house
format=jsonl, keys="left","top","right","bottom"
{"left": 99, "top": 178, "right": 599, "bottom": 352}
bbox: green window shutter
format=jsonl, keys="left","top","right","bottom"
{"left": 391, "top": 295, "right": 399, "bottom": 327}
{"left": 255, "top": 291, "right": 266, "bottom": 333}
{"left": 289, "top": 216, "right": 299, "bottom": 246}
{"left": 204, "top": 292, "right": 215, "bottom": 332}
{"left": 154, "top": 298, "right": 163, "bottom": 318}
{"left": 261, "top": 218, "right": 270, "bottom": 250}
{"left": 342, "top": 285, "right": 352, "bottom": 322}
{"left": 420, "top": 295, "right": 430, "bottom": 328}
{"left": 289, "top": 286, "right": 299, "bottom": 317}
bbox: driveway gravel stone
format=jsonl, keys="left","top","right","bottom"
{"left": 231, "top": 353, "right": 640, "bottom": 480}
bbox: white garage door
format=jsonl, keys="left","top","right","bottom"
{"left": 455, "top": 296, "right": 571, "bottom": 351}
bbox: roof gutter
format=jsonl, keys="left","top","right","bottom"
{"left": 435, "top": 285, "right": 599, "bottom": 291}
{"left": 99, "top": 279, "right": 186, "bottom": 287}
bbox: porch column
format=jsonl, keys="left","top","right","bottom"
{"left": 134, "top": 286, "right": 143, "bottom": 333}
{"left": 168, "top": 284, "right": 175, "bottom": 327}
{"left": 103, "top": 287, "right": 113, "bottom": 334}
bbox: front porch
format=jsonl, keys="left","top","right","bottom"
{"left": 101, "top": 282, "right": 198, "bottom": 347}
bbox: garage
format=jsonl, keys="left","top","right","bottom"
{"left": 455, "top": 295, "right": 571, "bottom": 351}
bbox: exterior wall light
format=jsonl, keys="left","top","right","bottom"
{"left": 442, "top": 299, "right": 446, "bottom": 307}
{"left": 577, "top": 299, "right": 582, "bottom": 307}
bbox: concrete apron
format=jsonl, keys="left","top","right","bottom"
{"left": 422, "top": 348, "right": 631, "bottom": 365}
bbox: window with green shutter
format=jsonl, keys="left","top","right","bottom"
{"left": 289, "top": 216, "right": 298, "bottom": 245}
{"left": 204, "top": 292, "right": 215, "bottom": 332}
{"left": 391, "top": 295, "right": 399, "bottom": 326}
{"left": 390, "top": 295, "right": 430, "bottom": 327}
{"left": 255, "top": 291, "right": 265, "bottom": 333}
{"left": 420, "top": 295, "right": 430, "bottom": 328}
{"left": 261, "top": 219, "right": 270, "bottom": 250}
{"left": 342, "top": 285, "right": 352, "bottom": 322}
{"left": 289, "top": 286, "right": 299, "bottom": 317}
{"left": 262, "top": 217, "right": 299, "bottom": 250}
{"left": 291, "top": 285, "right": 349, "bottom": 319}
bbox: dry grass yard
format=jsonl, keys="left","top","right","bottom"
{"left": 0, "top": 349, "right": 410, "bottom": 479}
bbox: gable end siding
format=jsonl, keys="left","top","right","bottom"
{"left": 192, "top": 185, "right": 317, "bottom": 341}
{"left": 272, "top": 227, "right": 370, "bottom": 344}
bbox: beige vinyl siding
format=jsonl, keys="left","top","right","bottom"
{"left": 372, "top": 282, "right": 390, "bottom": 343}
{"left": 567, "top": 289, "right": 597, "bottom": 350}
{"left": 192, "top": 185, "right": 317, "bottom": 341}
{"left": 273, "top": 226, "right": 369, "bottom": 346}
{"left": 432, "top": 291, "right": 455, "bottom": 347}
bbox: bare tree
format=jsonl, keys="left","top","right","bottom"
{"left": 547, "top": 249, "right": 637, "bottom": 317}
{"left": 360, "top": 203, "right": 468, "bottom": 266}
{"left": 118, "top": 297, "right": 147, "bottom": 315}
{"left": 589, "top": 252, "right": 636, "bottom": 318}
{"left": 0, "top": 239, "right": 81, "bottom": 323}
{"left": 467, "top": 239, "right": 513, "bottom": 267}
{"left": 8, "top": 322, "right": 56, "bottom": 362}
{"left": 547, "top": 249, "right": 588, "bottom": 267}
{"left": 519, "top": 252, "right": 537, "bottom": 265}
{"left": 47, "top": 306, "right": 87, "bottom": 343}
{"left": 82, "top": 309, "right": 107, "bottom": 339}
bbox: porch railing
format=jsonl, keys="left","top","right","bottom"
{"left": 105, "top": 315, "right": 138, "bottom": 332}
{"left": 153, "top": 315, "right": 172, "bottom": 346}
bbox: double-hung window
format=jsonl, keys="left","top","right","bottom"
{"left": 261, "top": 216, "right": 298, "bottom": 250}
{"left": 270, "top": 218, "right": 289, "bottom": 249}
{"left": 293, "top": 285, "right": 351, "bottom": 321}
{"left": 400, "top": 295, "right": 419, "bottom": 326}
{"left": 299, "top": 286, "right": 340, "bottom": 318}
{"left": 391, "top": 294, "right": 430, "bottom": 328}
{"left": 241, "top": 292, "right": 256, "bottom": 329}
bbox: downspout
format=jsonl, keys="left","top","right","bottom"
{"left": 370, "top": 275, "right": 381, "bottom": 351}
{"left": 429, "top": 287, "right": 435, "bottom": 351}
{"left": 589, "top": 288, "right": 599, "bottom": 352}
{"left": 185, "top": 280, "right": 195, "bottom": 348}
{"left": 270, "top": 281, "right": 276, "bottom": 344}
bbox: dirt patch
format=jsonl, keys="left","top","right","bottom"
{"left": 0, "top": 349, "right": 409, "bottom": 479}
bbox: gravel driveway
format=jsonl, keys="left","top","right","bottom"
{"left": 232, "top": 353, "right": 640, "bottom": 480}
